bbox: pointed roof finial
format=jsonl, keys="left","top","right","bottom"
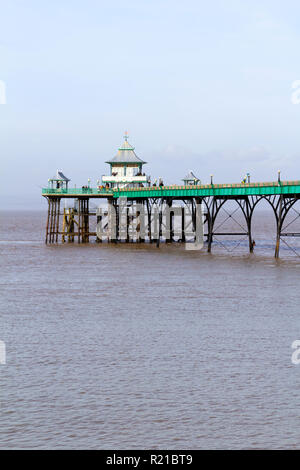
{"left": 106, "top": 133, "right": 147, "bottom": 164}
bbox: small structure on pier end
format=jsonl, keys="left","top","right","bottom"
{"left": 182, "top": 170, "right": 200, "bottom": 185}
{"left": 48, "top": 170, "right": 70, "bottom": 190}
{"left": 102, "top": 133, "right": 150, "bottom": 188}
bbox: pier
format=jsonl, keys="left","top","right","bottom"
{"left": 42, "top": 135, "right": 300, "bottom": 257}
{"left": 42, "top": 181, "right": 300, "bottom": 258}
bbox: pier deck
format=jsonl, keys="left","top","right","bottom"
{"left": 42, "top": 180, "right": 300, "bottom": 199}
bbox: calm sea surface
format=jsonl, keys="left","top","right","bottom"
{"left": 1, "top": 209, "right": 300, "bottom": 449}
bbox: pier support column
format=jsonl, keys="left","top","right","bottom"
{"left": 191, "top": 199, "right": 196, "bottom": 243}
{"left": 207, "top": 199, "right": 214, "bottom": 253}
{"left": 140, "top": 200, "right": 146, "bottom": 243}
{"left": 82, "top": 198, "right": 89, "bottom": 243}
{"left": 96, "top": 208, "right": 102, "bottom": 243}
{"left": 49, "top": 199, "right": 53, "bottom": 243}
{"left": 194, "top": 197, "right": 202, "bottom": 244}
{"left": 156, "top": 210, "right": 162, "bottom": 248}
{"left": 136, "top": 200, "right": 141, "bottom": 243}
{"left": 77, "top": 199, "right": 81, "bottom": 244}
{"left": 118, "top": 197, "right": 129, "bottom": 242}
{"left": 52, "top": 198, "right": 57, "bottom": 243}
{"left": 107, "top": 199, "right": 117, "bottom": 243}
{"left": 146, "top": 199, "right": 152, "bottom": 243}
{"left": 45, "top": 198, "right": 50, "bottom": 244}
{"left": 62, "top": 208, "right": 67, "bottom": 243}
{"left": 69, "top": 209, "right": 75, "bottom": 243}
{"left": 181, "top": 206, "right": 185, "bottom": 243}
{"left": 55, "top": 199, "right": 60, "bottom": 243}
{"left": 245, "top": 198, "right": 254, "bottom": 253}
{"left": 275, "top": 195, "right": 283, "bottom": 259}
{"left": 166, "top": 199, "right": 173, "bottom": 243}
{"left": 155, "top": 203, "right": 162, "bottom": 248}
{"left": 115, "top": 200, "right": 119, "bottom": 243}
{"left": 127, "top": 207, "right": 130, "bottom": 243}
{"left": 48, "top": 198, "right": 57, "bottom": 244}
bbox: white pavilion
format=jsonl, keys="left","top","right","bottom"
{"left": 102, "top": 133, "right": 150, "bottom": 189}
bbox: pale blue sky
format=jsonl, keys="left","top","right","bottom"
{"left": 1, "top": 0, "right": 300, "bottom": 208}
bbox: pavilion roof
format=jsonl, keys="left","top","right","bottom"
{"left": 106, "top": 134, "right": 146, "bottom": 165}
{"left": 182, "top": 170, "right": 199, "bottom": 181}
{"left": 50, "top": 170, "right": 70, "bottom": 182}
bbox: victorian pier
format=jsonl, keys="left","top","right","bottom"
{"left": 42, "top": 134, "right": 300, "bottom": 258}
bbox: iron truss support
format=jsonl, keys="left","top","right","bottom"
{"left": 264, "top": 195, "right": 300, "bottom": 258}
{"left": 202, "top": 196, "right": 254, "bottom": 254}
{"left": 240, "top": 194, "right": 300, "bottom": 258}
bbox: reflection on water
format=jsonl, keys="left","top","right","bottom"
{"left": 0, "top": 210, "right": 300, "bottom": 449}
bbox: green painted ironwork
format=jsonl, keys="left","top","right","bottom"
{"left": 113, "top": 180, "right": 300, "bottom": 198}
{"left": 42, "top": 180, "right": 300, "bottom": 198}
{"left": 42, "top": 188, "right": 114, "bottom": 196}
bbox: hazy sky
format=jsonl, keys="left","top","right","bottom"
{"left": 1, "top": 0, "right": 300, "bottom": 208}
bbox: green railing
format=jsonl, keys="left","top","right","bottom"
{"left": 42, "top": 180, "right": 300, "bottom": 198}
{"left": 114, "top": 180, "right": 300, "bottom": 198}
{"left": 42, "top": 188, "right": 114, "bottom": 196}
